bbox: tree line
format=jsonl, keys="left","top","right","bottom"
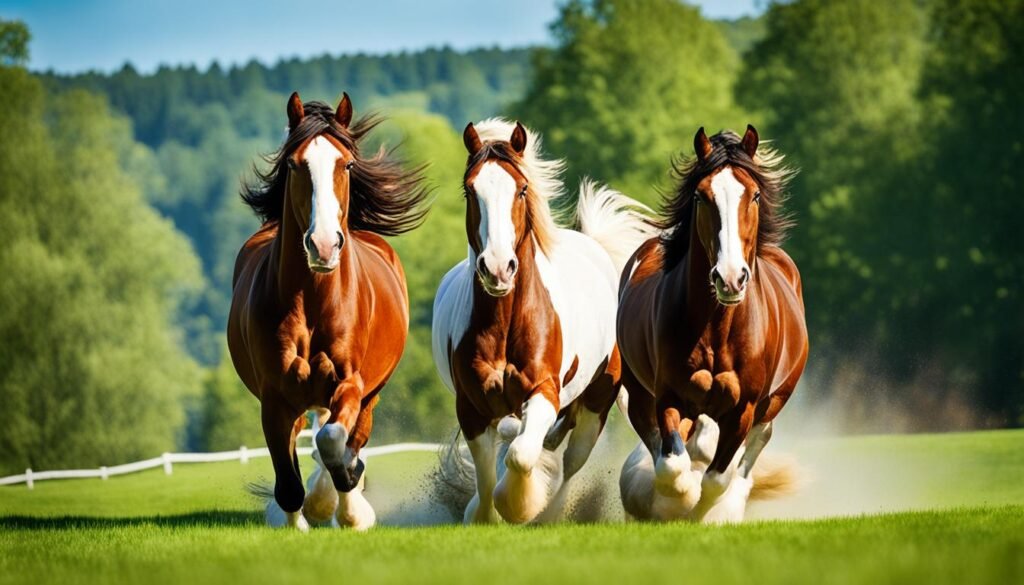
{"left": 0, "top": 0, "right": 1020, "bottom": 474}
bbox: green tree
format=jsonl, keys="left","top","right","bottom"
{"left": 0, "top": 67, "right": 203, "bottom": 474}
{"left": 512, "top": 0, "right": 748, "bottom": 200}
{"left": 740, "top": 0, "right": 1024, "bottom": 425}
{"left": 196, "top": 350, "right": 263, "bottom": 451}
{"left": 0, "top": 19, "right": 29, "bottom": 66}
{"left": 914, "top": 0, "right": 1024, "bottom": 421}
{"left": 739, "top": 0, "right": 929, "bottom": 350}
{"left": 365, "top": 110, "right": 467, "bottom": 441}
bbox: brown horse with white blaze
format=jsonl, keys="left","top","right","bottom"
{"left": 228, "top": 93, "right": 428, "bottom": 530}
{"left": 432, "top": 119, "right": 656, "bottom": 524}
{"left": 617, "top": 126, "right": 808, "bottom": 522}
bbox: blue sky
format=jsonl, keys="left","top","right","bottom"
{"left": 2, "top": 0, "right": 764, "bottom": 73}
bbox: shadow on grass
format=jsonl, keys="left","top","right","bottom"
{"left": 0, "top": 510, "right": 263, "bottom": 530}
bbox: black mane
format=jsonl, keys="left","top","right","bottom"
{"left": 242, "top": 101, "right": 430, "bottom": 236}
{"left": 659, "top": 130, "right": 795, "bottom": 263}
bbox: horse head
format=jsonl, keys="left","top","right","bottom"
{"left": 283, "top": 92, "right": 356, "bottom": 273}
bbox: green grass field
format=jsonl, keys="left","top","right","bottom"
{"left": 1, "top": 430, "right": 1022, "bottom": 584}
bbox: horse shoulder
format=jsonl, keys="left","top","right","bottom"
{"left": 758, "top": 246, "right": 802, "bottom": 297}
{"left": 431, "top": 260, "right": 474, "bottom": 394}
{"left": 233, "top": 222, "right": 278, "bottom": 288}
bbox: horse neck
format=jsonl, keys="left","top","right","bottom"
{"left": 274, "top": 198, "right": 355, "bottom": 302}
{"left": 469, "top": 235, "right": 545, "bottom": 333}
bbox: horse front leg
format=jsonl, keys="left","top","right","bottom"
{"left": 495, "top": 380, "right": 563, "bottom": 523}
{"left": 562, "top": 349, "right": 621, "bottom": 482}
{"left": 692, "top": 399, "right": 756, "bottom": 523}
{"left": 261, "top": 393, "right": 308, "bottom": 531}
{"left": 316, "top": 375, "right": 367, "bottom": 494}
{"left": 458, "top": 393, "right": 500, "bottom": 524}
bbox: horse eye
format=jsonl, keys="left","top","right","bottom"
{"left": 287, "top": 159, "right": 298, "bottom": 171}
{"left": 519, "top": 185, "right": 528, "bottom": 199}
{"left": 345, "top": 161, "right": 355, "bottom": 171}
{"left": 754, "top": 191, "right": 762, "bottom": 203}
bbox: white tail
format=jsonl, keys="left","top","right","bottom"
{"left": 573, "top": 179, "right": 658, "bottom": 273}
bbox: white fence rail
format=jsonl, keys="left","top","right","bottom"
{"left": 0, "top": 429, "right": 440, "bottom": 489}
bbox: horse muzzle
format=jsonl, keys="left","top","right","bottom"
{"left": 476, "top": 254, "right": 518, "bottom": 297}
{"left": 305, "top": 230, "right": 344, "bottom": 273}
{"left": 711, "top": 265, "right": 750, "bottom": 306}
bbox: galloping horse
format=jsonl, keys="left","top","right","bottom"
{"left": 228, "top": 93, "right": 428, "bottom": 530}
{"left": 432, "top": 119, "right": 655, "bottom": 523}
{"left": 617, "top": 126, "right": 808, "bottom": 522}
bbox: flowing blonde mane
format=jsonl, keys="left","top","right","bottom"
{"left": 470, "top": 118, "right": 565, "bottom": 255}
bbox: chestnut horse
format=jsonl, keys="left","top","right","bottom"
{"left": 228, "top": 93, "right": 428, "bottom": 530}
{"left": 617, "top": 126, "right": 808, "bottom": 522}
{"left": 432, "top": 119, "right": 656, "bottom": 523}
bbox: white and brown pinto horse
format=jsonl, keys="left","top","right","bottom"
{"left": 228, "top": 93, "right": 428, "bottom": 530}
{"left": 432, "top": 119, "right": 655, "bottom": 524}
{"left": 617, "top": 126, "right": 808, "bottom": 522}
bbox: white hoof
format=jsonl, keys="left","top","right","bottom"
{"left": 464, "top": 492, "right": 502, "bottom": 524}
{"left": 285, "top": 510, "right": 310, "bottom": 532}
{"left": 337, "top": 488, "right": 376, "bottom": 531}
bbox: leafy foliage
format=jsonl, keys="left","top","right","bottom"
{"left": 512, "top": 0, "right": 748, "bottom": 199}
{"left": 0, "top": 67, "right": 202, "bottom": 474}
{"left": 739, "top": 0, "right": 1023, "bottom": 425}
{"left": 0, "top": 18, "right": 29, "bottom": 66}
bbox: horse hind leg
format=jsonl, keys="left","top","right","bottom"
{"left": 562, "top": 352, "right": 621, "bottom": 483}
{"left": 302, "top": 449, "right": 340, "bottom": 526}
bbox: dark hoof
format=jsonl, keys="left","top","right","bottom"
{"left": 316, "top": 423, "right": 348, "bottom": 468}
{"left": 328, "top": 458, "right": 364, "bottom": 492}
{"left": 274, "top": 480, "right": 305, "bottom": 513}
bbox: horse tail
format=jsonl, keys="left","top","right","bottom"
{"left": 246, "top": 480, "right": 288, "bottom": 527}
{"left": 430, "top": 428, "right": 476, "bottom": 521}
{"left": 572, "top": 179, "right": 658, "bottom": 273}
{"left": 750, "top": 453, "right": 801, "bottom": 501}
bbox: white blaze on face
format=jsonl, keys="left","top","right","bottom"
{"left": 304, "top": 136, "right": 344, "bottom": 264}
{"left": 710, "top": 167, "right": 750, "bottom": 291}
{"left": 472, "top": 162, "right": 518, "bottom": 286}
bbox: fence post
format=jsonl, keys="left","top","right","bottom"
{"left": 25, "top": 468, "right": 33, "bottom": 490}
{"left": 100, "top": 466, "right": 108, "bottom": 480}
{"left": 162, "top": 453, "right": 173, "bottom": 475}
{"left": 239, "top": 446, "right": 249, "bottom": 464}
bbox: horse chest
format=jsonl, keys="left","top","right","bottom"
{"left": 453, "top": 349, "right": 533, "bottom": 417}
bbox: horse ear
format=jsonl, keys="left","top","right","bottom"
{"left": 335, "top": 92, "right": 353, "bottom": 128}
{"left": 741, "top": 124, "right": 759, "bottom": 158}
{"left": 510, "top": 122, "right": 528, "bottom": 155}
{"left": 287, "top": 92, "right": 304, "bottom": 130}
{"left": 463, "top": 122, "right": 482, "bottom": 155}
{"left": 694, "top": 127, "right": 713, "bottom": 162}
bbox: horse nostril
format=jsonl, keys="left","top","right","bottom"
{"left": 303, "top": 232, "right": 313, "bottom": 252}
{"left": 476, "top": 256, "right": 487, "bottom": 275}
{"left": 710, "top": 267, "right": 722, "bottom": 284}
{"left": 335, "top": 231, "right": 344, "bottom": 250}
{"left": 740, "top": 267, "right": 750, "bottom": 287}
{"left": 507, "top": 258, "right": 518, "bottom": 276}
